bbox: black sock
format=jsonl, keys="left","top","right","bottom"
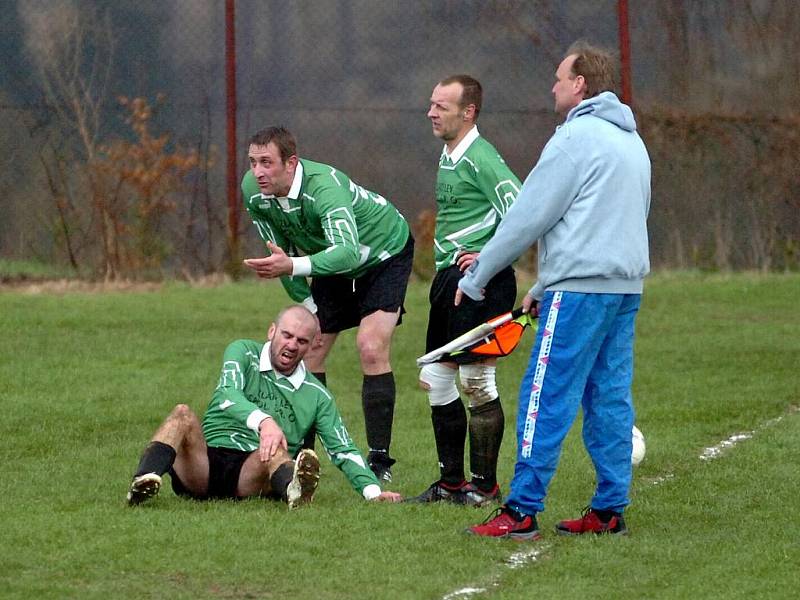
{"left": 134, "top": 441, "right": 176, "bottom": 478}
{"left": 362, "top": 372, "right": 395, "bottom": 456}
{"left": 270, "top": 462, "right": 294, "bottom": 502}
{"left": 301, "top": 428, "right": 316, "bottom": 451}
{"left": 468, "top": 398, "right": 504, "bottom": 491}
{"left": 302, "top": 372, "right": 327, "bottom": 450}
{"left": 431, "top": 399, "right": 467, "bottom": 486}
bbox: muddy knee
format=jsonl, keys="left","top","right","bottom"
{"left": 459, "top": 364, "right": 498, "bottom": 408}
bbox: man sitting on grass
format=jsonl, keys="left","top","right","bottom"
{"left": 126, "top": 305, "right": 402, "bottom": 508}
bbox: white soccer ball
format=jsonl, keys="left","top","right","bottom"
{"left": 631, "top": 425, "right": 646, "bottom": 466}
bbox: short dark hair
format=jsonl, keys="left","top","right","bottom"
{"left": 248, "top": 127, "right": 297, "bottom": 163}
{"left": 566, "top": 41, "right": 617, "bottom": 98}
{"left": 439, "top": 74, "right": 482, "bottom": 119}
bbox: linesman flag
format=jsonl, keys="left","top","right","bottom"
{"left": 416, "top": 307, "right": 537, "bottom": 366}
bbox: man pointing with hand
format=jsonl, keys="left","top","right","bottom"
{"left": 241, "top": 127, "right": 414, "bottom": 484}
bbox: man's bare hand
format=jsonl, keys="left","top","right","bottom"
{"left": 522, "top": 293, "right": 540, "bottom": 317}
{"left": 371, "top": 491, "right": 403, "bottom": 502}
{"left": 454, "top": 286, "right": 484, "bottom": 307}
{"left": 243, "top": 242, "right": 293, "bottom": 279}
{"left": 455, "top": 251, "right": 479, "bottom": 272}
{"left": 258, "top": 417, "right": 287, "bottom": 462}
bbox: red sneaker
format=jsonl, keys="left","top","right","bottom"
{"left": 467, "top": 505, "right": 541, "bottom": 540}
{"left": 555, "top": 507, "right": 628, "bottom": 536}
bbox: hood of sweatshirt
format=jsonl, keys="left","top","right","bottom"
{"left": 565, "top": 91, "right": 637, "bottom": 132}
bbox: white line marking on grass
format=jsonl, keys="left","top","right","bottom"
{"left": 699, "top": 433, "right": 753, "bottom": 460}
{"left": 440, "top": 405, "right": 799, "bottom": 600}
{"left": 440, "top": 543, "right": 552, "bottom": 600}
{"left": 649, "top": 473, "right": 675, "bottom": 486}
{"left": 699, "top": 406, "right": 798, "bottom": 461}
{"left": 506, "top": 545, "right": 547, "bottom": 568}
{"left": 442, "top": 586, "right": 489, "bottom": 600}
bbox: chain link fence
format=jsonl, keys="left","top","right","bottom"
{"left": 1, "top": 0, "right": 797, "bottom": 278}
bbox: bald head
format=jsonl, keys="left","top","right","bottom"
{"left": 274, "top": 305, "right": 319, "bottom": 336}
{"left": 268, "top": 305, "right": 319, "bottom": 375}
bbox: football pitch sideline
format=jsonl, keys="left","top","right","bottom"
{"left": 1, "top": 272, "right": 798, "bottom": 599}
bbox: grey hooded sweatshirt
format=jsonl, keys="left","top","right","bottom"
{"left": 459, "top": 91, "right": 651, "bottom": 302}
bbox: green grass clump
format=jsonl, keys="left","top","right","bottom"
{"left": 1, "top": 273, "right": 798, "bottom": 599}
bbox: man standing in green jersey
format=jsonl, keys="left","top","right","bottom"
{"left": 410, "top": 75, "right": 521, "bottom": 507}
{"left": 241, "top": 127, "right": 413, "bottom": 484}
{"left": 127, "top": 305, "right": 402, "bottom": 507}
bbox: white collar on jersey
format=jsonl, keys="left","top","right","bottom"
{"left": 442, "top": 125, "right": 480, "bottom": 163}
{"left": 259, "top": 342, "right": 307, "bottom": 390}
{"left": 286, "top": 160, "right": 304, "bottom": 200}
{"left": 259, "top": 161, "right": 303, "bottom": 203}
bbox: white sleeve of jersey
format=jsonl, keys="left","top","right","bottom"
{"left": 362, "top": 484, "right": 381, "bottom": 500}
{"left": 301, "top": 295, "right": 318, "bottom": 314}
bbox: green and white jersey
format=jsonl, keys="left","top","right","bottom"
{"left": 433, "top": 126, "right": 521, "bottom": 270}
{"left": 202, "top": 339, "right": 380, "bottom": 498}
{"left": 242, "top": 159, "right": 410, "bottom": 304}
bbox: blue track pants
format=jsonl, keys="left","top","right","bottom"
{"left": 505, "top": 291, "right": 641, "bottom": 516}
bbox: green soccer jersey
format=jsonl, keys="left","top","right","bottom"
{"left": 433, "top": 127, "right": 521, "bottom": 270}
{"left": 242, "top": 159, "right": 410, "bottom": 304}
{"left": 201, "top": 339, "right": 380, "bottom": 497}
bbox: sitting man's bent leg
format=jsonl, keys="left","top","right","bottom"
{"left": 128, "top": 404, "right": 209, "bottom": 505}
{"left": 238, "top": 448, "right": 321, "bottom": 510}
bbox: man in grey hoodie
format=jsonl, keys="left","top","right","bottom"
{"left": 458, "top": 42, "right": 651, "bottom": 540}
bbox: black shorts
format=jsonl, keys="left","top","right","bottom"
{"left": 426, "top": 264, "right": 517, "bottom": 364}
{"left": 311, "top": 234, "right": 414, "bottom": 334}
{"left": 170, "top": 446, "right": 250, "bottom": 500}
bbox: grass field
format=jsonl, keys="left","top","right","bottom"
{"left": 1, "top": 273, "right": 798, "bottom": 599}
